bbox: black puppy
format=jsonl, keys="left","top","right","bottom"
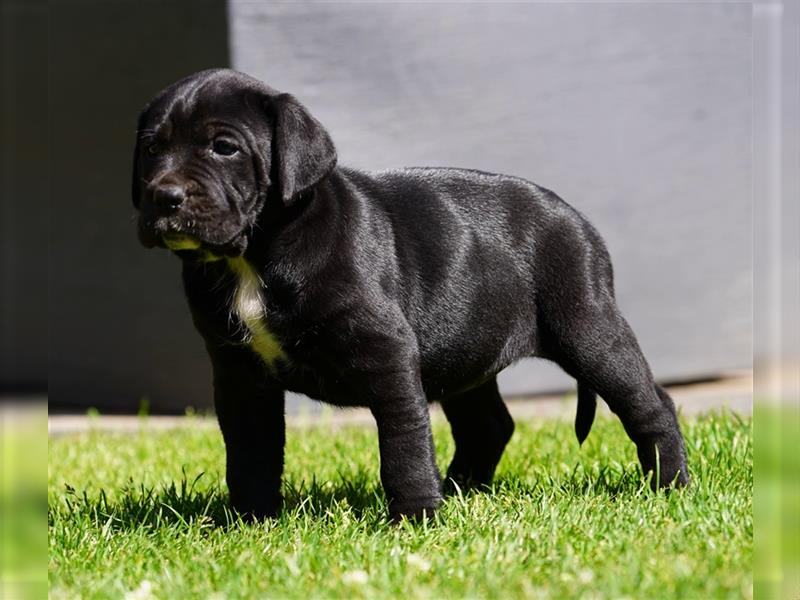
{"left": 132, "top": 69, "right": 689, "bottom": 521}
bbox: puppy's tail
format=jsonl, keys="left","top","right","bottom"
{"left": 575, "top": 381, "right": 597, "bottom": 445}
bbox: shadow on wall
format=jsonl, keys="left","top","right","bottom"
{"left": 46, "top": 1, "right": 229, "bottom": 412}
{"left": 1, "top": 2, "right": 48, "bottom": 392}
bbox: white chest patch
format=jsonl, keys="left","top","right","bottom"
{"left": 227, "top": 257, "right": 286, "bottom": 369}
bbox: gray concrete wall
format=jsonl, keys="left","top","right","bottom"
{"left": 4, "top": 1, "right": 754, "bottom": 412}
{"left": 1, "top": 2, "right": 48, "bottom": 390}
{"left": 230, "top": 1, "right": 753, "bottom": 399}
{"left": 45, "top": 1, "right": 229, "bottom": 412}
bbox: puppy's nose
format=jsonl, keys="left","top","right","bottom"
{"left": 152, "top": 184, "right": 186, "bottom": 211}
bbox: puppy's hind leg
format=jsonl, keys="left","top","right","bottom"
{"left": 441, "top": 377, "right": 515, "bottom": 490}
{"left": 551, "top": 308, "right": 689, "bottom": 489}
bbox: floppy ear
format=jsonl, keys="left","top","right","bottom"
{"left": 270, "top": 93, "right": 336, "bottom": 205}
{"left": 131, "top": 111, "right": 147, "bottom": 209}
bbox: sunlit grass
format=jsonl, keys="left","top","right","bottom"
{"left": 49, "top": 411, "right": 752, "bottom": 599}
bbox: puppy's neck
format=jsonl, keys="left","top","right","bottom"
{"left": 226, "top": 256, "right": 286, "bottom": 370}
{"left": 247, "top": 172, "right": 344, "bottom": 263}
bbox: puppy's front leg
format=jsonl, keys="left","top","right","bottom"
{"left": 207, "top": 345, "right": 285, "bottom": 520}
{"left": 366, "top": 366, "right": 442, "bottom": 521}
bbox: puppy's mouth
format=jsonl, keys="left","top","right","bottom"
{"left": 162, "top": 233, "right": 203, "bottom": 251}
{"left": 137, "top": 215, "right": 249, "bottom": 258}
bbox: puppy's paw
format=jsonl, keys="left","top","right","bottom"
{"left": 650, "top": 464, "right": 690, "bottom": 491}
{"left": 442, "top": 474, "right": 492, "bottom": 496}
{"left": 388, "top": 495, "right": 442, "bottom": 523}
{"left": 637, "top": 433, "right": 690, "bottom": 491}
{"left": 230, "top": 494, "right": 283, "bottom": 523}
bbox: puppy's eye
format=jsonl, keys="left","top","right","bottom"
{"left": 212, "top": 139, "right": 239, "bottom": 156}
{"left": 146, "top": 143, "right": 161, "bottom": 156}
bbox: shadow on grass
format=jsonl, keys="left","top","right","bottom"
{"left": 52, "top": 469, "right": 390, "bottom": 532}
{"left": 51, "top": 463, "right": 649, "bottom": 533}
{"left": 486, "top": 461, "right": 649, "bottom": 503}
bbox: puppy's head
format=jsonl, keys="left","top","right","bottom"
{"left": 132, "top": 69, "right": 336, "bottom": 257}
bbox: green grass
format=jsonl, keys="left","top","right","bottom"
{"left": 49, "top": 411, "right": 752, "bottom": 599}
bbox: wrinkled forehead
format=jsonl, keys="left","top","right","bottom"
{"left": 142, "top": 77, "right": 263, "bottom": 134}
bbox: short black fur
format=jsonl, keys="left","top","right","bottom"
{"left": 133, "top": 69, "right": 689, "bottom": 521}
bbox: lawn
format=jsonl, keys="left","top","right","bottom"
{"left": 49, "top": 409, "right": 752, "bottom": 599}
